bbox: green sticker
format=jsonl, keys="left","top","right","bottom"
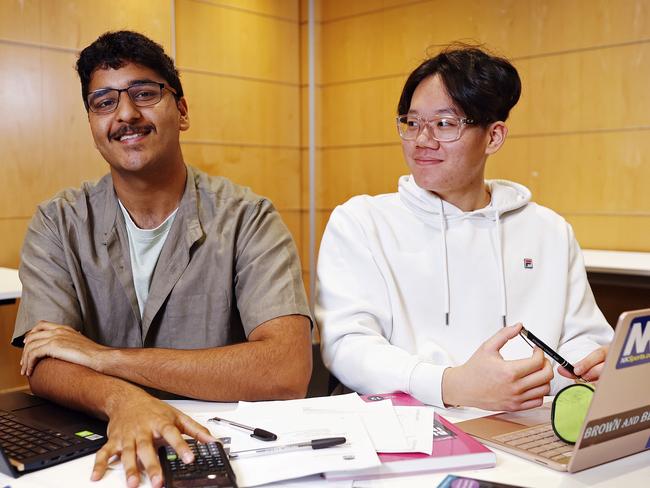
{"left": 75, "top": 430, "right": 94, "bottom": 438}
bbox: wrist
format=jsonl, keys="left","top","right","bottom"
{"left": 93, "top": 347, "right": 119, "bottom": 375}
{"left": 441, "top": 366, "right": 463, "bottom": 408}
{"left": 103, "top": 382, "right": 147, "bottom": 418}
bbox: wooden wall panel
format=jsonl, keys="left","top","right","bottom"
{"left": 181, "top": 71, "right": 300, "bottom": 147}
{"left": 568, "top": 215, "right": 650, "bottom": 251}
{"left": 320, "top": 76, "right": 404, "bottom": 147}
{"left": 0, "top": 302, "right": 26, "bottom": 392}
{"left": 0, "top": 43, "right": 43, "bottom": 218}
{"left": 318, "top": 0, "right": 650, "bottom": 85}
{"left": 300, "top": 209, "right": 330, "bottom": 272}
{"left": 175, "top": 0, "right": 305, "bottom": 290}
{"left": 303, "top": 145, "right": 404, "bottom": 209}
{"left": 311, "top": 0, "right": 650, "bottom": 256}
{"left": 0, "top": 0, "right": 171, "bottom": 50}
{"left": 524, "top": 131, "right": 650, "bottom": 214}
{"left": 528, "top": 0, "right": 650, "bottom": 54}
{"left": 0, "top": 47, "right": 109, "bottom": 218}
{"left": 0, "top": 0, "right": 175, "bottom": 393}
{"left": 320, "top": 0, "right": 423, "bottom": 22}
{"left": 40, "top": 0, "right": 172, "bottom": 50}
{"left": 199, "top": 0, "right": 299, "bottom": 21}
{"left": 320, "top": 1, "right": 529, "bottom": 85}
{"left": 176, "top": 0, "right": 299, "bottom": 83}
{"left": 0, "top": 1, "right": 40, "bottom": 44}
{"left": 484, "top": 138, "right": 533, "bottom": 192}
{"left": 181, "top": 144, "right": 301, "bottom": 209}
{"left": 518, "top": 44, "right": 650, "bottom": 135}
{"left": 0, "top": 219, "right": 30, "bottom": 268}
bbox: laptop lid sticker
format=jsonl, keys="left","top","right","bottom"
{"left": 579, "top": 404, "right": 650, "bottom": 449}
{"left": 616, "top": 315, "right": 650, "bottom": 369}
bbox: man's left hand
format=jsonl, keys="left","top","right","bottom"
{"left": 21, "top": 321, "right": 110, "bottom": 376}
{"left": 558, "top": 345, "right": 609, "bottom": 382}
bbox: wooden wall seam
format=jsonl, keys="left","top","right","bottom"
{"left": 179, "top": 67, "right": 300, "bottom": 87}
{"left": 0, "top": 37, "right": 78, "bottom": 54}
{"left": 190, "top": 0, "right": 298, "bottom": 23}
{"left": 181, "top": 140, "right": 301, "bottom": 149}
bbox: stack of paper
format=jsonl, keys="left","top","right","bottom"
{"left": 192, "top": 393, "right": 437, "bottom": 487}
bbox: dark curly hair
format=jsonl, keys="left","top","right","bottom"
{"left": 76, "top": 30, "right": 183, "bottom": 111}
{"left": 398, "top": 43, "right": 521, "bottom": 126}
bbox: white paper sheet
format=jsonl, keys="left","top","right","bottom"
{"left": 393, "top": 406, "right": 434, "bottom": 455}
{"left": 194, "top": 411, "right": 379, "bottom": 487}
{"left": 236, "top": 393, "right": 410, "bottom": 453}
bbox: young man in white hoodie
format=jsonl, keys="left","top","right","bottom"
{"left": 315, "top": 45, "right": 613, "bottom": 411}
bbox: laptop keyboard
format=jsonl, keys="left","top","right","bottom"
{"left": 0, "top": 411, "right": 81, "bottom": 461}
{"left": 494, "top": 423, "right": 574, "bottom": 462}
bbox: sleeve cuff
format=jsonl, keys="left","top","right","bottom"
{"left": 407, "top": 361, "right": 451, "bottom": 408}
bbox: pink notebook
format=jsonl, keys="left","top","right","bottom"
{"left": 324, "top": 392, "right": 495, "bottom": 481}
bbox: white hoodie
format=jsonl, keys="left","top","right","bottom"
{"left": 315, "top": 175, "right": 613, "bottom": 408}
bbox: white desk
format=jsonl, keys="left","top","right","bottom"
{"left": 583, "top": 249, "right": 650, "bottom": 277}
{"left": 2, "top": 399, "right": 649, "bottom": 488}
{"left": 0, "top": 267, "right": 21, "bottom": 302}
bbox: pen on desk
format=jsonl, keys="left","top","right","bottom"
{"left": 519, "top": 326, "right": 584, "bottom": 381}
{"left": 208, "top": 416, "right": 277, "bottom": 441}
{"left": 228, "top": 437, "right": 347, "bottom": 459}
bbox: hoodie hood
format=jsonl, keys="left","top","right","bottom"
{"left": 398, "top": 174, "right": 531, "bottom": 225}
{"left": 398, "top": 174, "right": 532, "bottom": 327}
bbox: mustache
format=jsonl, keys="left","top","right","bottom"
{"left": 110, "top": 124, "right": 155, "bottom": 140}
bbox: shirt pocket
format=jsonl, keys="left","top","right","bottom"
{"left": 163, "top": 291, "right": 231, "bottom": 348}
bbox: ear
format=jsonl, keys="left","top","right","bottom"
{"left": 177, "top": 97, "right": 190, "bottom": 131}
{"left": 485, "top": 121, "right": 507, "bottom": 155}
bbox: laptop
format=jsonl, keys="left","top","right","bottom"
{"left": 458, "top": 308, "right": 650, "bottom": 472}
{"left": 0, "top": 391, "right": 107, "bottom": 478}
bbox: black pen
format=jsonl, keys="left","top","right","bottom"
{"left": 208, "top": 416, "right": 277, "bottom": 441}
{"left": 519, "top": 326, "right": 585, "bottom": 381}
{"left": 229, "top": 437, "right": 347, "bottom": 459}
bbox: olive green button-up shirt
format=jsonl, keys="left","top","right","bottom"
{"left": 13, "top": 166, "right": 310, "bottom": 350}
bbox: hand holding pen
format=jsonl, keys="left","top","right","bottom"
{"left": 518, "top": 326, "right": 586, "bottom": 382}
{"left": 442, "top": 323, "right": 555, "bottom": 411}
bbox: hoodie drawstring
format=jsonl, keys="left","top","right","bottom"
{"left": 439, "top": 198, "right": 450, "bottom": 326}
{"left": 494, "top": 210, "right": 508, "bottom": 326}
{"left": 399, "top": 176, "right": 527, "bottom": 329}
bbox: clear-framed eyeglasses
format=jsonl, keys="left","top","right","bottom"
{"left": 396, "top": 114, "right": 476, "bottom": 142}
{"left": 87, "top": 82, "right": 178, "bottom": 114}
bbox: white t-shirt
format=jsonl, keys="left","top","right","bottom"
{"left": 118, "top": 201, "right": 178, "bottom": 317}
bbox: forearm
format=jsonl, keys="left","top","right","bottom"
{"left": 325, "top": 334, "right": 448, "bottom": 406}
{"left": 96, "top": 317, "right": 312, "bottom": 401}
{"left": 28, "top": 357, "right": 146, "bottom": 420}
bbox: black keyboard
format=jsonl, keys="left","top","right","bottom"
{"left": 0, "top": 412, "right": 81, "bottom": 461}
{"left": 159, "top": 439, "right": 237, "bottom": 488}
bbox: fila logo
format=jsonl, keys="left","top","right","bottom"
{"left": 523, "top": 258, "right": 533, "bottom": 269}
{"left": 616, "top": 317, "right": 650, "bottom": 369}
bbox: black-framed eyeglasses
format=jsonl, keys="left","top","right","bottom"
{"left": 87, "top": 82, "right": 178, "bottom": 114}
{"left": 396, "top": 114, "right": 476, "bottom": 142}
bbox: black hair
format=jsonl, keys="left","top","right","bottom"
{"left": 397, "top": 43, "right": 521, "bottom": 126}
{"left": 76, "top": 30, "right": 183, "bottom": 110}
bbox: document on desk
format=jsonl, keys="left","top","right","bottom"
{"left": 394, "top": 406, "right": 434, "bottom": 455}
{"left": 194, "top": 409, "right": 379, "bottom": 487}
{"left": 235, "top": 393, "right": 428, "bottom": 453}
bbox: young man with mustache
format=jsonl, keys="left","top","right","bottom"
{"left": 12, "top": 31, "right": 311, "bottom": 488}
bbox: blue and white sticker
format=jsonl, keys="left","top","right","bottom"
{"left": 616, "top": 316, "right": 650, "bottom": 369}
